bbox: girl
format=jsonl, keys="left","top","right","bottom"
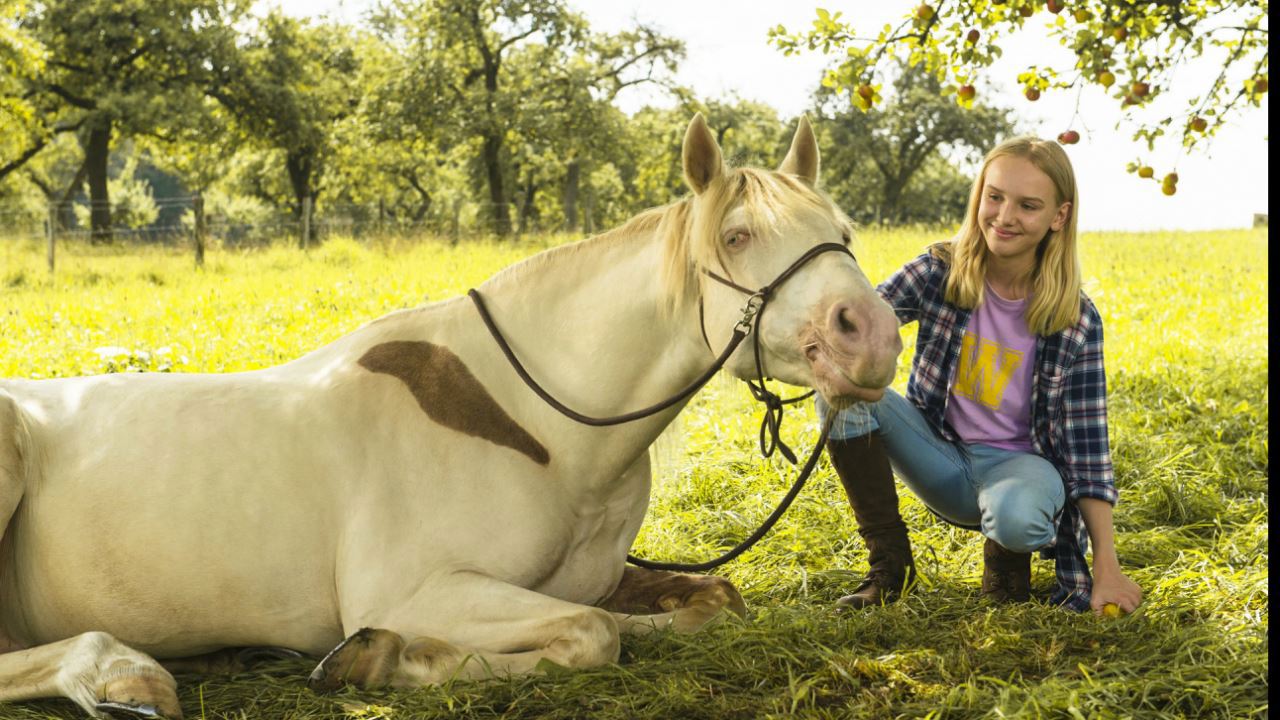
{"left": 821, "top": 136, "right": 1142, "bottom": 614}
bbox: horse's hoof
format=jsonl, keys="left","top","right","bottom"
{"left": 308, "top": 628, "right": 404, "bottom": 692}
{"left": 98, "top": 669, "right": 183, "bottom": 719}
{"left": 95, "top": 702, "right": 166, "bottom": 720}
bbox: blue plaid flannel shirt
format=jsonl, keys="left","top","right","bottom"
{"left": 879, "top": 249, "right": 1117, "bottom": 612}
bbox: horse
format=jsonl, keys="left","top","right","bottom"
{"left": 0, "top": 113, "right": 902, "bottom": 719}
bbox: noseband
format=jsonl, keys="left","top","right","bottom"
{"left": 468, "top": 241, "right": 856, "bottom": 572}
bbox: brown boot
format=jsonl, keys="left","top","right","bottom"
{"left": 981, "top": 537, "right": 1031, "bottom": 603}
{"left": 828, "top": 433, "right": 917, "bottom": 610}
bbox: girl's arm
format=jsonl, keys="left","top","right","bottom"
{"left": 1078, "top": 497, "right": 1143, "bottom": 613}
{"left": 874, "top": 251, "right": 938, "bottom": 324}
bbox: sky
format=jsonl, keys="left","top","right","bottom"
{"left": 274, "top": 0, "right": 1269, "bottom": 232}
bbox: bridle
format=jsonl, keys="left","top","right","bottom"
{"left": 467, "top": 241, "right": 855, "bottom": 572}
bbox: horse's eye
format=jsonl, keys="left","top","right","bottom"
{"left": 725, "top": 230, "right": 750, "bottom": 249}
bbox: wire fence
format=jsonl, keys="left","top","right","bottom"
{"left": 0, "top": 194, "right": 592, "bottom": 270}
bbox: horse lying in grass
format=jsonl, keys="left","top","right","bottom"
{"left": 0, "top": 113, "right": 902, "bottom": 719}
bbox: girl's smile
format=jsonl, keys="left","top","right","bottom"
{"left": 978, "top": 155, "right": 1072, "bottom": 288}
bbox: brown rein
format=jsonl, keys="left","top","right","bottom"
{"left": 467, "top": 242, "right": 854, "bottom": 572}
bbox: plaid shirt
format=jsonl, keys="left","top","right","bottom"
{"left": 879, "top": 250, "right": 1117, "bottom": 612}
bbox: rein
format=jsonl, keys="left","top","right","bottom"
{"left": 467, "top": 242, "right": 854, "bottom": 572}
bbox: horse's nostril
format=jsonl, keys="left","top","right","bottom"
{"left": 837, "top": 309, "right": 858, "bottom": 336}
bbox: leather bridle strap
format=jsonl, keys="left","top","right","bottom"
{"left": 468, "top": 240, "right": 856, "bottom": 573}
{"left": 469, "top": 289, "right": 749, "bottom": 426}
{"left": 466, "top": 242, "right": 852, "bottom": 427}
{"left": 701, "top": 242, "right": 855, "bottom": 464}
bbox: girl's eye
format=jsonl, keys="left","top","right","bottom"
{"left": 987, "top": 193, "right": 1001, "bottom": 201}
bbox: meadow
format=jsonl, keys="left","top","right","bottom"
{"left": 0, "top": 226, "right": 1268, "bottom": 719}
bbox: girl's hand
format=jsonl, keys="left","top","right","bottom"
{"left": 1090, "top": 566, "right": 1142, "bottom": 615}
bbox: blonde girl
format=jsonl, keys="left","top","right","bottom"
{"left": 821, "top": 136, "right": 1143, "bottom": 614}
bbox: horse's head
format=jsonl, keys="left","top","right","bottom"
{"left": 669, "top": 113, "right": 902, "bottom": 409}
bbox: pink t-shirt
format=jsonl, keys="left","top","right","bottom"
{"left": 945, "top": 282, "right": 1037, "bottom": 451}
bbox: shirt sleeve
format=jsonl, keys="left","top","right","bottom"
{"left": 875, "top": 252, "right": 936, "bottom": 326}
{"left": 1060, "top": 304, "right": 1118, "bottom": 505}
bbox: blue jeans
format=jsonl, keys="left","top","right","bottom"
{"left": 817, "top": 390, "right": 1065, "bottom": 553}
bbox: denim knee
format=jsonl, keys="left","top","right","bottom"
{"left": 980, "top": 491, "right": 1057, "bottom": 553}
{"left": 815, "top": 395, "right": 880, "bottom": 440}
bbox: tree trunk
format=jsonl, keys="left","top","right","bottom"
{"left": 58, "top": 161, "right": 88, "bottom": 231}
{"left": 583, "top": 184, "right": 595, "bottom": 235}
{"left": 563, "top": 160, "right": 579, "bottom": 233}
{"left": 285, "top": 151, "right": 313, "bottom": 219}
{"left": 482, "top": 132, "right": 511, "bottom": 236}
{"left": 517, "top": 177, "right": 536, "bottom": 236}
{"left": 84, "top": 122, "right": 112, "bottom": 244}
{"left": 881, "top": 175, "right": 907, "bottom": 225}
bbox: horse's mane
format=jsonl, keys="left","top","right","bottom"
{"left": 484, "top": 166, "right": 851, "bottom": 314}
{"left": 659, "top": 167, "right": 852, "bottom": 313}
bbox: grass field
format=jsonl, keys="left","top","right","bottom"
{"left": 0, "top": 227, "right": 1268, "bottom": 719}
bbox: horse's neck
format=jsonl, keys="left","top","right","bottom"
{"left": 474, "top": 230, "right": 709, "bottom": 433}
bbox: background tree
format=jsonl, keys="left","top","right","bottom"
{"left": 814, "top": 61, "right": 1014, "bottom": 224}
{"left": 376, "top": 0, "right": 681, "bottom": 236}
{"left": 211, "top": 13, "right": 360, "bottom": 219}
{"left": 1, "top": 0, "right": 49, "bottom": 182}
{"left": 771, "top": 0, "right": 1269, "bottom": 194}
{"left": 11, "top": 0, "right": 241, "bottom": 242}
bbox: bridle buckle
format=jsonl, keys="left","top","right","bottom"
{"left": 735, "top": 292, "right": 766, "bottom": 334}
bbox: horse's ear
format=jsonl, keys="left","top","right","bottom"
{"left": 683, "top": 113, "right": 724, "bottom": 195}
{"left": 778, "top": 115, "right": 820, "bottom": 187}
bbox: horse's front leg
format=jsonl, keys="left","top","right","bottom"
{"left": 308, "top": 571, "right": 620, "bottom": 691}
{"left": 600, "top": 566, "right": 747, "bottom": 635}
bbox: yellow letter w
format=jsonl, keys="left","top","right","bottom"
{"left": 954, "top": 335, "right": 1024, "bottom": 409}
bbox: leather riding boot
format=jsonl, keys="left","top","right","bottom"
{"left": 828, "top": 433, "right": 917, "bottom": 610}
{"left": 981, "top": 537, "right": 1032, "bottom": 603}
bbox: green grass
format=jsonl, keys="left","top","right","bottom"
{"left": 0, "top": 228, "right": 1267, "bottom": 719}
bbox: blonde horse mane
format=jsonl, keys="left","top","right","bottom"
{"left": 484, "top": 165, "right": 852, "bottom": 315}
{"left": 658, "top": 166, "right": 852, "bottom": 313}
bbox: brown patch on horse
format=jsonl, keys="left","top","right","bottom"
{"left": 359, "top": 341, "right": 550, "bottom": 466}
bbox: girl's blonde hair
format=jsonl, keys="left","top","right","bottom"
{"left": 932, "top": 136, "right": 1081, "bottom": 336}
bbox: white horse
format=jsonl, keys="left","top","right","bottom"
{"left": 0, "top": 114, "right": 902, "bottom": 719}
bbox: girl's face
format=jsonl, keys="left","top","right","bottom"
{"left": 978, "top": 155, "right": 1071, "bottom": 269}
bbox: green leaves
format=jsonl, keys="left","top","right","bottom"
{"left": 769, "top": 0, "right": 1269, "bottom": 191}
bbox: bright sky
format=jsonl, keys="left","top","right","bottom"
{"left": 276, "top": 0, "right": 1269, "bottom": 232}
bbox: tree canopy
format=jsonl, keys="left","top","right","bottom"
{"left": 771, "top": 0, "right": 1269, "bottom": 194}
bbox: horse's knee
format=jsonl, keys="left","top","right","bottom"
{"left": 678, "top": 576, "right": 747, "bottom": 618}
{"left": 546, "top": 607, "right": 619, "bottom": 668}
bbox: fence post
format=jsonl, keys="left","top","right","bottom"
{"left": 193, "top": 192, "right": 206, "bottom": 268}
{"left": 301, "top": 196, "right": 313, "bottom": 250}
{"left": 451, "top": 198, "right": 461, "bottom": 245}
{"left": 46, "top": 202, "right": 56, "bottom": 274}
{"left": 378, "top": 197, "right": 385, "bottom": 236}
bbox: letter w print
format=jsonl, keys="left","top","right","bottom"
{"left": 953, "top": 334, "right": 1024, "bottom": 410}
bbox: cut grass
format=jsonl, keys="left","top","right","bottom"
{"left": 0, "top": 228, "right": 1267, "bottom": 719}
